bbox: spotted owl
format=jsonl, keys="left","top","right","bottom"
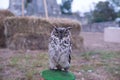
{"left": 48, "top": 27, "right": 72, "bottom": 71}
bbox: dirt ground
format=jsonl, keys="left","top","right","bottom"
{"left": 81, "top": 32, "right": 120, "bottom": 51}
{"left": 0, "top": 32, "right": 120, "bottom": 80}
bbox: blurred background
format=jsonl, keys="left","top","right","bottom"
{"left": 0, "top": 0, "right": 120, "bottom": 26}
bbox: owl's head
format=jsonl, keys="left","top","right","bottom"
{"left": 52, "top": 27, "right": 72, "bottom": 40}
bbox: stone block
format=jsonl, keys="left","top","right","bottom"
{"left": 104, "top": 27, "right": 120, "bottom": 43}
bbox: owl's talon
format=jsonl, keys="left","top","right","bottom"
{"left": 49, "top": 66, "right": 58, "bottom": 71}
{"left": 64, "top": 67, "right": 69, "bottom": 72}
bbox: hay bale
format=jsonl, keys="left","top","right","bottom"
{"left": 0, "top": 20, "right": 5, "bottom": 47}
{"left": 4, "top": 17, "right": 81, "bottom": 37}
{"left": 4, "top": 16, "right": 52, "bottom": 38}
{"left": 46, "top": 18, "right": 81, "bottom": 35}
{"left": 0, "top": 10, "right": 14, "bottom": 47}
{"left": 7, "top": 33, "right": 49, "bottom": 50}
{"left": 72, "top": 35, "right": 85, "bottom": 52}
{"left": 0, "top": 10, "right": 14, "bottom": 17}
{"left": 4, "top": 16, "right": 84, "bottom": 51}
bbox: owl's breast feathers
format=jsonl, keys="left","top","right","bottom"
{"left": 49, "top": 36, "right": 71, "bottom": 59}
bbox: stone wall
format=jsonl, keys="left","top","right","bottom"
{"left": 82, "top": 21, "right": 117, "bottom": 32}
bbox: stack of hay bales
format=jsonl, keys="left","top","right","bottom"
{"left": 4, "top": 16, "right": 84, "bottom": 51}
{"left": 0, "top": 10, "right": 14, "bottom": 48}
{"left": 4, "top": 17, "right": 51, "bottom": 50}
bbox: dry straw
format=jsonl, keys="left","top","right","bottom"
{"left": 0, "top": 10, "right": 14, "bottom": 47}
{"left": 4, "top": 16, "right": 84, "bottom": 51}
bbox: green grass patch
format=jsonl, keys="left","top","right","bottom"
{"left": 80, "top": 64, "right": 95, "bottom": 72}
{"left": 105, "top": 65, "right": 120, "bottom": 78}
{"left": 81, "top": 51, "right": 100, "bottom": 60}
{"left": 25, "top": 69, "right": 35, "bottom": 80}
{"left": 82, "top": 51, "right": 119, "bottom": 60}
{"left": 5, "top": 52, "right": 48, "bottom": 80}
{"left": 100, "top": 51, "right": 118, "bottom": 60}
{"left": 9, "top": 57, "right": 19, "bottom": 67}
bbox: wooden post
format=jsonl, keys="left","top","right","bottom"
{"left": 22, "top": 0, "right": 24, "bottom": 16}
{"left": 43, "top": 0, "right": 48, "bottom": 19}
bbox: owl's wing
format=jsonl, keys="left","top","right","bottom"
{"left": 69, "top": 54, "right": 71, "bottom": 63}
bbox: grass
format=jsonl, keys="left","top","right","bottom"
{"left": 81, "top": 50, "right": 119, "bottom": 60}
{"left": 79, "top": 50, "right": 120, "bottom": 80}
{"left": 1, "top": 51, "right": 49, "bottom": 80}
{"left": 25, "top": 69, "right": 34, "bottom": 80}
{"left": 80, "top": 64, "right": 95, "bottom": 72}
{"left": 81, "top": 51, "right": 99, "bottom": 60}
{"left": 0, "top": 56, "right": 3, "bottom": 80}
{"left": 1, "top": 50, "right": 120, "bottom": 80}
{"left": 0, "top": 64, "right": 3, "bottom": 80}
{"left": 9, "top": 57, "right": 19, "bottom": 67}
{"left": 100, "top": 51, "right": 118, "bottom": 60}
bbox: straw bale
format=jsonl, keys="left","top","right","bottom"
{"left": 4, "top": 17, "right": 52, "bottom": 37}
{"left": 4, "top": 17, "right": 81, "bottom": 37}
{"left": 4, "top": 16, "right": 84, "bottom": 51}
{"left": 46, "top": 17, "right": 81, "bottom": 35}
{"left": 72, "top": 35, "right": 85, "bottom": 52}
{"left": 0, "top": 10, "right": 14, "bottom": 47}
{"left": 7, "top": 33, "right": 49, "bottom": 50}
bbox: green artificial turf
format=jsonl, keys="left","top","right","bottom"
{"left": 41, "top": 70, "right": 75, "bottom": 80}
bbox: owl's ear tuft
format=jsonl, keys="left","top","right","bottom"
{"left": 67, "top": 27, "right": 72, "bottom": 30}
{"left": 53, "top": 25, "right": 57, "bottom": 31}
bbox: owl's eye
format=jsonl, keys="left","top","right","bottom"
{"left": 64, "top": 32, "right": 69, "bottom": 37}
{"left": 54, "top": 31, "right": 59, "bottom": 36}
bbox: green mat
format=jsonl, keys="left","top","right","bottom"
{"left": 41, "top": 70, "right": 75, "bottom": 80}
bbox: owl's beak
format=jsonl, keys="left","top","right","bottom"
{"left": 60, "top": 35, "right": 62, "bottom": 39}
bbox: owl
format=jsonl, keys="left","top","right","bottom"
{"left": 48, "top": 27, "right": 72, "bottom": 71}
